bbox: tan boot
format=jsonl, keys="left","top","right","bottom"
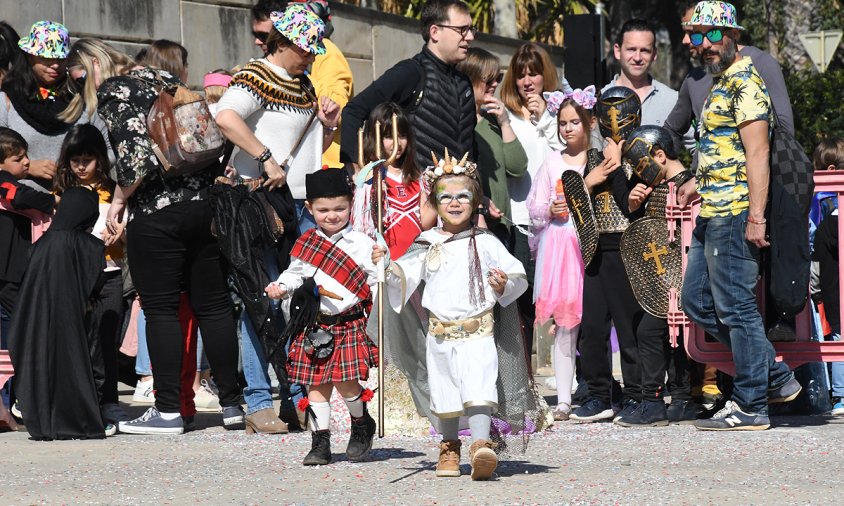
{"left": 244, "top": 408, "right": 288, "bottom": 434}
{"left": 436, "top": 439, "right": 461, "bottom": 477}
{"left": 469, "top": 439, "right": 497, "bottom": 481}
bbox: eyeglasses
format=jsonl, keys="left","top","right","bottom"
{"left": 485, "top": 72, "right": 504, "bottom": 86}
{"left": 436, "top": 191, "right": 473, "bottom": 205}
{"left": 252, "top": 30, "right": 270, "bottom": 43}
{"left": 437, "top": 24, "right": 477, "bottom": 39}
{"left": 688, "top": 28, "right": 724, "bottom": 47}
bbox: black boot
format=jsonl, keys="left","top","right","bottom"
{"left": 303, "top": 430, "right": 332, "bottom": 466}
{"left": 346, "top": 405, "right": 376, "bottom": 462}
{"left": 278, "top": 406, "right": 305, "bottom": 432}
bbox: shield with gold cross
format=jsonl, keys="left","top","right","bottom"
{"left": 561, "top": 169, "right": 598, "bottom": 267}
{"left": 620, "top": 216, "right": 682, "bottom": 318}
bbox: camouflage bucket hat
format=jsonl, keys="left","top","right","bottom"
{"left": 18, "top": 20, "right": 70, "bottom": 59}
{"left": 270, "top": 4, "right": 326, "bottom": 56}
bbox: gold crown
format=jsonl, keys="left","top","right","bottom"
{"left": 422, "top": 148, "right": 478, "bottom": 187}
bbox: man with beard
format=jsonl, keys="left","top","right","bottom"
{"left": 340, "top": 0, "right": 477, "bottom": 171}
{"left": 678, "top": 1, "right": 801, "bottom": 431}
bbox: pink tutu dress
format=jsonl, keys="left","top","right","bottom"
{"left": 526, "top": 151, "right": 585, "bottom": 329}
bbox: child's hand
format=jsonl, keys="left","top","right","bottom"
{"left": 603, "top": 139, "right": 624, "bottom": 167}
{"left": 487, "top": 267, "right": 508, "bottom": 295}
{"left": 371, "top": 244, "right": 388, "bottom": 265}
{"left": 628, "top": 183, "right": 652, "bottom": 213}
{"left": 265, "top": 282, "right": 287, "bottom": 300}
{"left": 584, "top": 158, "right": 617, "bottom": 191}
{"left": 550, "top": 199, "right": 568, "bottom": 219}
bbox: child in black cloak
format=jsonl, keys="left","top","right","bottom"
{"left": 8, "top": 186, "right": 108, "bottom": 440}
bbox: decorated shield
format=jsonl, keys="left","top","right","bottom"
{"left": 561, "top": 169, "right": 598, "bottom": 267}
{"left": 620, "top": 217, "right": 683, "bottom": 318}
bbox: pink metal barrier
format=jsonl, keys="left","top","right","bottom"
{"left": 673, "top": 171, "right": 844, "bottom": 375}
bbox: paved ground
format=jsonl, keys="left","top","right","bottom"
{"left": 2, "top": 383, "right": 843, "bottom": 505}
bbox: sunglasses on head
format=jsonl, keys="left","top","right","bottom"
{"left": 485, "top": 72, "right": 504, "bottom": 86}
{"left": 252, "top": 30, "right": 270, "bottom": 43}
{"left": 689, "top": 28, "right": 723, "bottom": 47}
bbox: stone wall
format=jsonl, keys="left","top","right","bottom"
{"left": 3, "top": 1, "right": 564, "bottom": 90}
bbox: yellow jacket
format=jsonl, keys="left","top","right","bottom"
{"left": 312, "top": 39, "right": 353, "bottom": 168}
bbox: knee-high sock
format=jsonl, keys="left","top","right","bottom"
{"left": 343, "top": 391, "right": 364, "bottom": 418}
{"left": 309, "top": 401, "right": 331, "bottom": 432}
{"left": 439, "top": 416, "right": 459, "bottom": 440}
{"left": 467, "top": 406, "right": 492, "bottom": 442}
{"left": 554, "top": 325, "right": 578, "bottom": 407}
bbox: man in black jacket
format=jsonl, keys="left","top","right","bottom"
{"left": 340, "top": 0, "right": 477, "bottom": 171}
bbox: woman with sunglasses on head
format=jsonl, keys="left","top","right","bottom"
{"left": 1, "top": 21, "right": 110, "bottom": 190}
{"left": 60, "top": 37, "right": 245, "bottom": 436}
{"left": 498, "top": 42, "right": 564, "bottom": 363}
{"left": 456, "top": 47, "right": 527, "bottom": 243}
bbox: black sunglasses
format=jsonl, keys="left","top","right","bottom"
{"left": 252, "top": 30, "right": 270, "bottom": 43}
{"left": 74, "top": 71, "right": 87, "bottom": 88}
{"left": 486, "top": 72, "right": 504, "bottom": 86}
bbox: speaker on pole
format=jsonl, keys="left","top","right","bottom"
{"left": 562, "top": 14, "right": 608, "bottom": 90}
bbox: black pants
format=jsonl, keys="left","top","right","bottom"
{"left": 127, "top": 200, "right": 239, "bottom": 413}
{"left": 510, "top": 228, "right": 535, "bottom": 368}
{"left": 91, "top": 270, "right": 126, "bottom": 405}
{"left": 580, "top": 244, "right": 642, "bottom": 404}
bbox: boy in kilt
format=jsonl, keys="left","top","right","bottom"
{"left": 266, "top": 168, "right": 379, "bottom": 466}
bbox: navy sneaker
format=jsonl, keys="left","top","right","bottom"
{"left": 694, "top": 401, "right": 770, "bottom": 431}
{"left": 119, "top": 407, "right": 184, "bottom": 435}
{"left": 222, "top": 405, "right": 245, "bottom": 429}
{"left": 768, "top": 377, "right": 802, "bottom": 404}
{"left": 667, "top": 399, "right": 702, "bottom": 424}
{"left": 613, "top": 398, "right": 640, "bottom": 423}
{"left": 570, "top": 398, "right": 615, "bottom": 422}
{"left": 615, "top": 400, "right": 668, "bottom": 427}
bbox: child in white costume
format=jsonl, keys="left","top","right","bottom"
{"left": 373, "top": 154, "right": 529, "bottom": 481}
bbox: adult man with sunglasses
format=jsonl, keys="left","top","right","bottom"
{"left": 676, "top": 1, "right": 802, "bottom": 431}
{"left": 340, "top": 0, "right": 477, "bottom": 172}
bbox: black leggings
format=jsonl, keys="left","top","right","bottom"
{"left": 127, "top": 200, "right": 239, "bottom": 413}
{"left": 91, "top": 270, "right": 125, "bottom": 405}
{"left": 579, "top": 243, "right": 642, "bottom": 404}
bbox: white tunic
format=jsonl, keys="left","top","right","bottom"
{"left": 385, "top": 229, "right": 528, "bottom": 416}
{"left": 276, "top": 226, "right": 379, "bottom": 315}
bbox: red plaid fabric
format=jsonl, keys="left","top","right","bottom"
{"left": 286, "top": 301, "right": 378, "bottom": 385}
{"left": 290, "top": 229, "right": 371, "bottom": 300}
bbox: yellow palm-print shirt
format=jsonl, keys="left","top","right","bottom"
{"left": 696, "top": 57, "right": 771, "bottom": 218}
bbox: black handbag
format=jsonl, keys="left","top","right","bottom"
{"left": 769, "top": 103, "right": 814, "bottom": 214}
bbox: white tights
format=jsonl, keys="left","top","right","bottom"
{"left": 554, "top": 324, "right": 578, "bottom": 407}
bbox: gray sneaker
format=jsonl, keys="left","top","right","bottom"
{"left": 694, "top": 401, "right": 770, "bottom": 431}
{"left": 768, "top": 377, "right": 802, "bottom": 404}
{"left": 222, "top": 405, "right": 245, "bottom": 429}
{"left": 119, "top": 407, "right": 184, "bottom": 435}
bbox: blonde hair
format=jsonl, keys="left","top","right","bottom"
{"left": 499, "top": 43, "right": 559, "bottom": 119}
{"left": 456, "top": 47, "right": 500, "bottom": 88}
{"left": 59, "top": 39, "right": 136, "bottom": 123}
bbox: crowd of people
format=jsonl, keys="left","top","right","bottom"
{"left": 1, "top": 0, "right": 843, "bottom": 481}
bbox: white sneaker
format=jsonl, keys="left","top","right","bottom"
{"left": 101, "top": 403, "right": 129, "bottom": 423}
{"left": 193, "top": 379, "right": 221, "bottom": 412}
{"left": 132, "top": 378, "right": 155, "bottom": 404}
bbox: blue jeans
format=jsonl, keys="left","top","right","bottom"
{"left": 829, "top": 334, "right": 844, "bottom": 398}
{"left": 681, "top": 212, "right": 793, "bottom": 415}
{"left": 135, "top": 309, "right": 152, "bottom": 376}
{"left": 294, "top": 199, "right": 316, "bottom": 235}
{"left": 240, "top": 311, "right": 275, "bottom": 414}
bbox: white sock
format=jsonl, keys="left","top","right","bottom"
{"left": 343, "top": 392, "right": 364, "bottom": 418}
{"left": 159, "top": 412, "right": 180, "bottom": 421}
{"left": 439, "top": 416, "right": 460, "bottom": 440}
{"left": 467, "top": 406, "right": 492, "bottom": 442}
{"left": 554, "top": 325, "right": 578, "bottom": 407}
{"left": 309, "top": 401, "right": 331, "bottom": 432}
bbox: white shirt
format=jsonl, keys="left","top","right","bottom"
{"left": 387, "top": 229, "right": 528, "bottom": 321}
{"left": 216, "top": 59, "right": 321, "bottom": 199}
{"left": 276, "top": 226, "right": 379, "bottom": 314}
{"left": 507, "top": 109, "right": 564, "bottom": 226}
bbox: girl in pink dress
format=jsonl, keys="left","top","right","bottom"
{"left": 526, "top": 87, "right": 597, "bottom": 421}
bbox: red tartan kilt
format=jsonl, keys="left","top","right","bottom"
{"left": 287, "top": 305, "right": 379, "bottom": 386}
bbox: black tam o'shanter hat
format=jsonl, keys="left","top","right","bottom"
{"left": 305, "top": 168, "right": 353, "bottom": 200}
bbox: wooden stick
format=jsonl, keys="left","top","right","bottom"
{"left": 374, "top": 119, "right": 386, "bottom": 438}
{"left": 384, "top": 113, "right": 400, "bottom": 166}
{"left": 357, "top": 127, "right": 364, "bottom": 168}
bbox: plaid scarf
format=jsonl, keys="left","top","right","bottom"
{"left": 290, "top": 229, "right": 371, "bottom": 301}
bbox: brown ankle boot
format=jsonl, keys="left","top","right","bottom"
{"left": 469, "top": 439, "right": 497, "bottom": 481}
{"left": 244, "top": 408, "right": 288, "bottom": 434}
{"left": 436, "top": 439, "right": 461, "bottom": 477}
